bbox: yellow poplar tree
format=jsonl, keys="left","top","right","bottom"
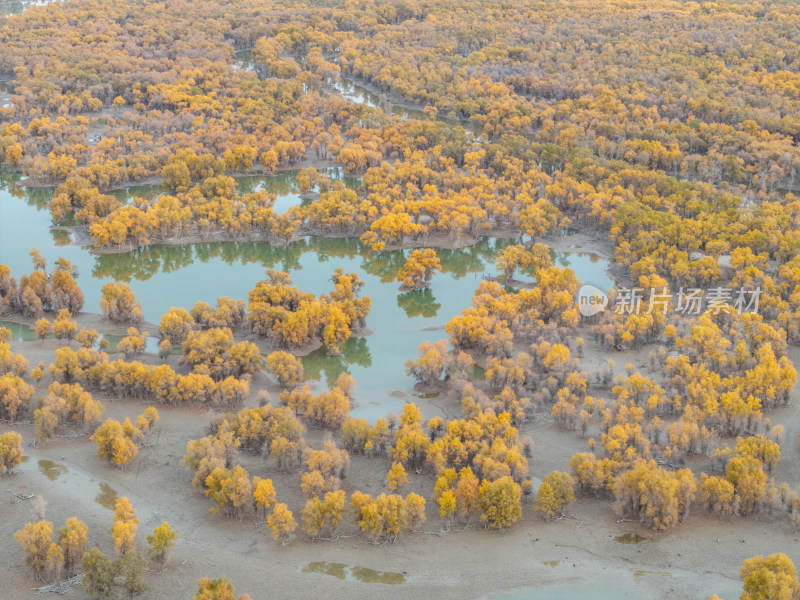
{"left": 111, "top": 497, "right": 139, "bottom": 555}
{"left": 479, "top": 476, "right": 522, "bottom": 529}
{"left": 267, "top": 503, "right": 297, "bottom": 545}
{"left": 386, "top": 462, "right": 408, "bottom": 492}
{"left": 252, "top": 478, "right": 277, "bottom": 516}
{"left": 146, "top": 522, "right": 178, "bottom": 565}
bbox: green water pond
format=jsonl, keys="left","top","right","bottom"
{"left": 0, "top": 171, "right": 613, "bottom": 419}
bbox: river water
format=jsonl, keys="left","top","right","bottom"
{"left": 0, "top": 4, "right": 720, "bottom": 600}
{"left": 0, "top": 0, "right": 612, "bottom": 420}
{"left": 0, "top": 0, "right": 53, "bottom": 17}
{"left": 0, "top": 171, "right": 612, "bottom": 418}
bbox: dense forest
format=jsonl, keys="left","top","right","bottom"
{"left": 1, "top": 0, "right": 799, "bottom": 599}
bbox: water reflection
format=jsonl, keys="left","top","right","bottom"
{"left": 38, "top": 459, "right": 68, "bottom": 481}
{"left": 438, "top": 242, "right": 512, "bottom": 279}
{"left": 397, "top": 288, "right": 441, "bottom": 319}
{"left": 235, "top": 167, "right": 360, "bottom": 195}
{"left": 233, "top": 48, "right": 254, "bottom": 71}
{"left": 333, "top": 76, "right": 483, "bottom": 138}
{"left": 106, "top": 183, "right": 162, "bottom": 204}
{"left": 301, "top": 337, "right": 372, "bottom": 388}
{"left": 89, "top": 237, "right": 511, "bottom": 287}
{"left": 95, "top": 481, "right": 119, "bottom": 509}
{"left": 0, "top": 0, "right": 55, "bottom": 19}
{"left": 0, "top": 169, "right": 613, "bottom": 419}
{"left": 615, "top": 532, "right": 647, "bottom": 544}
{"left": 301, "top": 561, "right": 405, "bottom": 585}
{"left": 51, "top": 228, "right": 72, "bottom": 246}
{"left": 0, "top": 320, "right": 40, "bottom": 342}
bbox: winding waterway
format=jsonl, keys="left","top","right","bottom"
{"left": 0, "top": 0, "right": 613, "bottom": 420}
{"left": 0, "top": 0, "right": 53, "bottom": 17}
{"left": 0, "top": 4, "right": 712, "bottom": 600}
{"left": 0, "top": 171, "right": 612, "bottom": 419}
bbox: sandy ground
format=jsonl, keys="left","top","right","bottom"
{"left": 1, "top": 312, "right": 800, "bottom": 600}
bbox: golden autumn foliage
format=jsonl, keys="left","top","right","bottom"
{"left": 301, "top": 490, "right": 346, "bottom": 539}
{"left": 495, "top": 243, "right": 551, "bottom": 283}
{"left": 280, "top": 383, "right": 351, "bottom": 429}
{"left": 1, "top": 257, "right": 84, "bottom": 317}
{"left": 535, "top": 472, "right": 576, "bottom": 519}
{"left": 252, "top": 478, "right": 277, "bottom": 517}
{"left": 44, "top": 345, "right": 250, "bottom": 409}
{"left": 3, "top": 0, "right": 797, "bottom": 271}
{"left": 739, "top": 553, "right": 800, "bottom": 600}
{"left": 397, "top": 249, "right": 441, "bottom": 290}
{"left": 478, "top": 476, "right": 522, "bottom": 530}
{"left": 386, "top": 462, "right": 408, "bottom": 492}
{"left": 267, "top": 503, "right": 297, "bottom": 545}
{"left": 700, "top": 474, "right": 736, "bottom": 521}
{"left": 35, "top": 381, "right": 104, "bottom": 443}
{"left": 90, "top": 409, "right": 156, "bottom": 468}
{"left": 0, "top": 372, "right": 34, "bottom": 421}
{"left": 0, "top": 431, "right": 23, "bottom": 473}
{"left": 58, "top": 517, "right": 88, "bottom": 576}
{"left": 99, "top": 282, "right": 143, "bottom": 323}
{"left": 726, "top": 456, "right": 768, "bottom": 517}
{"left": 14, "top": 520, "right": 68, "bottom": 580}
{"left": 52, "top": 309, "right": 77, "bottom": 343}
{"left": 247, "top": 269, "right": 370, "bottom": 355}
{"left": 405, "top": 340, "right": 448, "bottom": 388}
{"left": 2, "top": 0, "right": 800, "bottom": 582}
{"left": 265, "top": 351, "right": 304, "bottom": 389}
{"left": 35, "top": 318, "right": 51, "bottom": 342}
{"left": 204, "top": 465, "right": 253, "bottom": 520}
{"left": 146, "top": 522, "right": 178, "bottom": 565}
{"left": 111, "top": 497, "right": 139, "bottom": 555}
{"left": 302, "top": 440, "right": 349, "bottom": 499}
{"left": 349, "top": 491, "right": 423, "bottom": 543}
{"left": 159, "top": 307, "right": 196, "bottom": 345}
{"left": 613, "top": 461, "right": 697, "bottom": 531}
{"left": 195, "top": 577, "right": 252, "bottom": 600}
{"left": 182, "top": 327, "right": 261, "bottom": 380}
